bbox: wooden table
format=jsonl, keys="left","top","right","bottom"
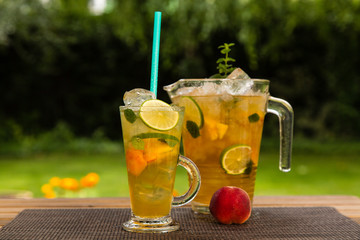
{"left": 0, "top": 195, "right": 359, "bottom": 228}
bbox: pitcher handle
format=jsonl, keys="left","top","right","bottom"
{"left": 267, "top": 96, "right": 294, "bottom": 172}
{"left": 172, "top": 155, "right": 201, "bottom": 206}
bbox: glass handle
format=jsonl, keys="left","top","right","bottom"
{"left": 172, "top": 155, "right": 201, "bottom": 206}
{"left": 267, "top": 96, "right": 294, "bottom": 172}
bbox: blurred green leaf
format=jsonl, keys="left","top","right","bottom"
{"left": 0, "top": 0, "right": 359, "bottom": 140}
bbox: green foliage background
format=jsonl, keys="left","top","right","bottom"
{"left": 1, "top": 0, "right": 360, "bottom": 141}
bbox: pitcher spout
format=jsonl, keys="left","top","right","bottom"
{"left": 163, "top": 81, "right": 179, "bottom": 98}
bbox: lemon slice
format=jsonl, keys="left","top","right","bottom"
{"left": 140, "top": 99, "right": 179, "bottom": 131}
{"left": 178, "top": 96, "right": 204, "bottom": 128}
{"left": 220, "top": 144, "right": 252, "bottom": 175}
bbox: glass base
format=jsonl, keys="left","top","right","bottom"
{"left": 191, "top": 202, "right": 210, "bottom": 214}
{"left": 122, "top": 215, "right": 180, "bottom": 233}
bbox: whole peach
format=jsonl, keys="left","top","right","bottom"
{"left": 209, "top": 186, "right": 251, "bottom": 224}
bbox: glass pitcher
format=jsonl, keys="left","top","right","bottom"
{"left": 164, "top": 78, "right": 293, "bottom": 214}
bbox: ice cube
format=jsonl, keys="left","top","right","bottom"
{"left": 222, "top": 79, "right": 254, "bottom": 95}
{"left": 227, "top": 68, "right": 251, "bottom": 80}
{"left": 189, "top": 80, "right": 224, "bottom": 96}
{"left": 123, "top": 88, "right": 156, "bottom": 106}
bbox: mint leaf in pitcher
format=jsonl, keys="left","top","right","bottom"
{"left": 186, "top": 120, "right": 200, "bottom": 138}
{"left": 248, "top": 113, "right": 260, "bottom": 123}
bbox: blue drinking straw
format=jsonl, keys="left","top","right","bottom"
{"left": 150, "top": 11, "right": 162, "bottom": 98}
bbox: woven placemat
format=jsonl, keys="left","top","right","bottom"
{"left": 0, "top": 207, "right": 359, "bottom": 240}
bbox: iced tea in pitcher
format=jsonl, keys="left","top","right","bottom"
{"left": 165, "top": 75, "right": 293, "bottom": 214}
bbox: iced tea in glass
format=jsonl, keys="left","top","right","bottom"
{"left": 120, "top": 101, "right": 200, "bottom": 232}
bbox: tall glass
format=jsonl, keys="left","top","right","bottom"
{"left": 164, "top": 79, "right": 293, "bottom": 214}
{"left": 120, "top": 105, "right": 200, "bottom": 232}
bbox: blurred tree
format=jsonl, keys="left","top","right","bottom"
{"left": 0, "top": 0, "right": 359, "bottom": 140}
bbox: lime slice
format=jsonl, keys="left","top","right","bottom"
{"left": 178, "top": 96, "right": 204, "bottom": 128}
{"left": 140, "top": 100, "right": 179, "bottom": 131}
{"left": 131, "top": 132, "right": 180, "bottom": 149}
{"left": 220, "top": 144, "right": 252, "bottom": 175}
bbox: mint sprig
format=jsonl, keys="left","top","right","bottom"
{"left": 211, "top": 43, "right": 236, "bottom": 78}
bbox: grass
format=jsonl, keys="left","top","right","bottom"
{"left": 0, "top": 153, "right": 126, "bottom": 198}
{"left": 255, "top": 153, "right": 360, "bottom": 196}
{"left": 0, "top": 138, "right": 359, "bottom": 198}
{"left": 255, "top": 138, "right": 360, "bottom": 196}
{"left": 0, "top": 152, "right": 191, "bottom": 198}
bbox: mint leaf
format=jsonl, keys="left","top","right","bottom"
{"left": 215, "top": 43, "right": 236, "bottom": 77}
{"left": 186, "top": 120, "right": 200, "bottom": 138}
{"left": 157, "top": 138, "right": 178, "bottom": 147}
{"left": 131, "top": 137, "right": 145, "bottom": 150}
{"left": 216, "top": 58, "right": 225, "bottom": 63}
{"left": 124, "top": 109, "right": 137, "bottom": 123}
{"left": 248, "top": 113, "right": 260, "bottom": 123}
{"left": 244, "top": 160, "right": 253, "bottom": 174}
{"left": 164, "top": 139, "right": 178, "bottom": 147}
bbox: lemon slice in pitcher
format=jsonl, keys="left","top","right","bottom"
{"left": 140, "top": 99, "right": 179, "bottom": 131}
{"left": 220, "top": 144, "right": 252, "bottom": 175}
{"left": 178, "top": 96, "right": 204, "bottom": 128}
